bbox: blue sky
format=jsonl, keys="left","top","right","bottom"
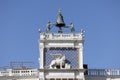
{"left": 0, "top": 0, "right": 120, "bottom": 69}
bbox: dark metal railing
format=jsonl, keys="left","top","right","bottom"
{"left": 86, "top": 69, "right": 120, "bottom": 76}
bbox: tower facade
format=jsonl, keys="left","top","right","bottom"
{"left": 38, "top": 10, "right": 85, "bottom": 80}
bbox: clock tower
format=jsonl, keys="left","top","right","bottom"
{"left": 38, "top": 9, "right": 85, "bottom": 80}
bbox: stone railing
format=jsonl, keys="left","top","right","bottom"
{"left": 0, "top": 69, "right": 38, "bottom": 77}
{"left": 40, "top": 33, "right": 83, "bottom": 40}
{"left": 1, "top": 68, "right": 120, "bottom": 77}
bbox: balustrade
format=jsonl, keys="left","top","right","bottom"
{"left": 1, "top": 69, "right": 120, "bottom": 77}
{"left": 0, "top": 69, "right": 38, "bottom": 77}
{"left": 40, "top": 33, "right": 82, "bottom": 40}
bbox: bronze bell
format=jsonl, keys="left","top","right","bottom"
{"left": 55, "top": 9, "right": 65, "bottom": 28}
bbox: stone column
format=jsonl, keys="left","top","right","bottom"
{"left": 78, "top": 44, "right": 83, "bottom": 69}
{"left": 39, "top": 42, "right": 45, "bottom": 69}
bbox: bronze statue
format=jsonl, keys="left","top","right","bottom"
{"left": 70, "top": 23, "right": 75, "bottom": 33}
{"left": 46, "top": 21, "right": 51, "bottom": 33}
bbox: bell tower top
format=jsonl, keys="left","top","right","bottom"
{"left": 45, "top": 9, "right": 76, "bottom": 33}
